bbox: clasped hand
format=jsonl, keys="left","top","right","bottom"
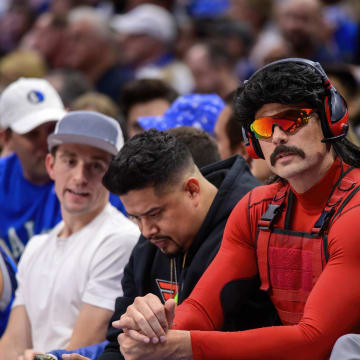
{"left": 112, "top": 293, "right": 176, "bottom": 344}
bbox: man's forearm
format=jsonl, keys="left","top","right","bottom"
{"left": 166, "top": 330, "right": 193, "bottom": 360}
{"left": 0, "top": 306, "right": 33, "bottom": 360}
{"left": 0, "top": 338, "right": 26, "bottom": 360}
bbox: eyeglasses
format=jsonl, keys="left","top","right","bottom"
{"left": 250, "top": 108, "right": 316, "bottom": 139}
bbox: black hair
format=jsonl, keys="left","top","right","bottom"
{"left": 212, "top": 19, "right": 254, "bottom": 55}
{"left": 167, "top": 126, "right": 220, "bottom": 168}
{"left": 102, "top": 129, "right": 194, "bottom": 195}
{"left": 120, "top": 79, "right": 179, "bottom": 119}
{"left": 50, "top": 146, "right": 58, "bottom": 156}
{"left": 206, "top": 41, "right": 237, "bottom": 68}
{"left": 235, "top": 61, "right": 360, "bottom": 168}
{"left": 323, "top": 64, "right": 359, "bottom": 100}
{"left": 224, "top": 91, "right": 244, "bottom": 151}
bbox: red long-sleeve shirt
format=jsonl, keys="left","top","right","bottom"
{"left": 173, "top": 160, "right": 360, "bottom": 359}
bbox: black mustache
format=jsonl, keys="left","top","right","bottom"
{"left": 270, "top": 145, "right": 305, "bottom": 166}
{"left": 149, "top": 236, "right": 172, "bottom": 241}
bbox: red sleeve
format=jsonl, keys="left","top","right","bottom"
{"left": 173, "top": 200, "right": 360, "bottom": 360}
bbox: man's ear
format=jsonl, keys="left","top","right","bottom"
{"left": 0, "top": 128, "right": 11, "bottom": 145}
{"left": 0, "top": 128, "right": 14, "bottom": 157}
{"left": 233, "top": 142, "right": 251, "bottom": 163}
{"left": 45, "top": 153, "right": 56, "bottom": 181}
{"left": 184, "top": 177, "right": 201, "bottom": 202}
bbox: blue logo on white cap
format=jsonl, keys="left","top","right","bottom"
{"left": 27, "top": 90, "right": 45, "bottom": 104}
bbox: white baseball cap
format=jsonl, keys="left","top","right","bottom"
{"left": 111, "top": 4, "right": 177, "bottom": 43}
{"left": 47, "top": 111, "right": 124, "bottom": 156}
{"left": 0, "top": 77, "right": 67, "bottom": 134}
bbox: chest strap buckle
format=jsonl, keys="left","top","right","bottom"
{"left": 258, "top": 203, "right": 284, "bottom": 230}
{"left": 312, "top": 207, "right": 336, "bottom": 236}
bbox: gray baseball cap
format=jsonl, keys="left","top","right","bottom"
{"left": 47, "top": 111, "right": 124, "bottom": 155}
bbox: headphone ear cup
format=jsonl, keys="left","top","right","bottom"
{"left": 242, "top": 127, "right": 263, "bottom": 159}
{"left": 325, "top": 89, "right": 349, "bottom": 137}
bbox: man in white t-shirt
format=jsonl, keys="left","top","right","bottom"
{"left": 0, "top": 111, "right": 139, "bottom": 359}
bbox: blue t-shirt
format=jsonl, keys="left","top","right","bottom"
{"left": 0, "top": 154, "right": 61, "bottom": 262}
{"left": 0, "top": 246, "right": 17, "bottom": 336}
{"left": 0, "top": 154, "right": 126, "bottom": 262}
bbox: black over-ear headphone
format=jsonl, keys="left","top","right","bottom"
{"left": 241, "top": 58, "right": 349, "bottom": 159}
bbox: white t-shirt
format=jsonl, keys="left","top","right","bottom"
{"left": 13, "top": 203, "right": 139, "bottom": 352}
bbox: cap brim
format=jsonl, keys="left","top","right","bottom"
{"left": 111, "top": 15, "right": 145, "bottom": 35}
{"left": 47, "top": 133, "right": 118, "bottom": 156}
{"left": 11, "top": 108, "right": 67, "bottom": 134}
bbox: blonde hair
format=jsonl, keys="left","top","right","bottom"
{"left": 0, "top": 50, "right": 47, "bottom": 86}
{"left": 70, "top": 91, "right": 120, "bottom": 119}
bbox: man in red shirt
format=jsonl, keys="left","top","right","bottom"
{"left": 116, "top": 58, "right": 360, "bottom": 360}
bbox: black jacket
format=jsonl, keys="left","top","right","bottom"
{"left": 99, "top": 155, "right": 259, "bottom": 360}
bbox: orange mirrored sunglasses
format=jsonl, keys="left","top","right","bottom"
{"left": 250, "top": 108, "right": 316, "bottom": 139}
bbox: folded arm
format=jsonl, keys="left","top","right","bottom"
{"left": 0, "top": 305, "right": 32, "bottom": 360}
